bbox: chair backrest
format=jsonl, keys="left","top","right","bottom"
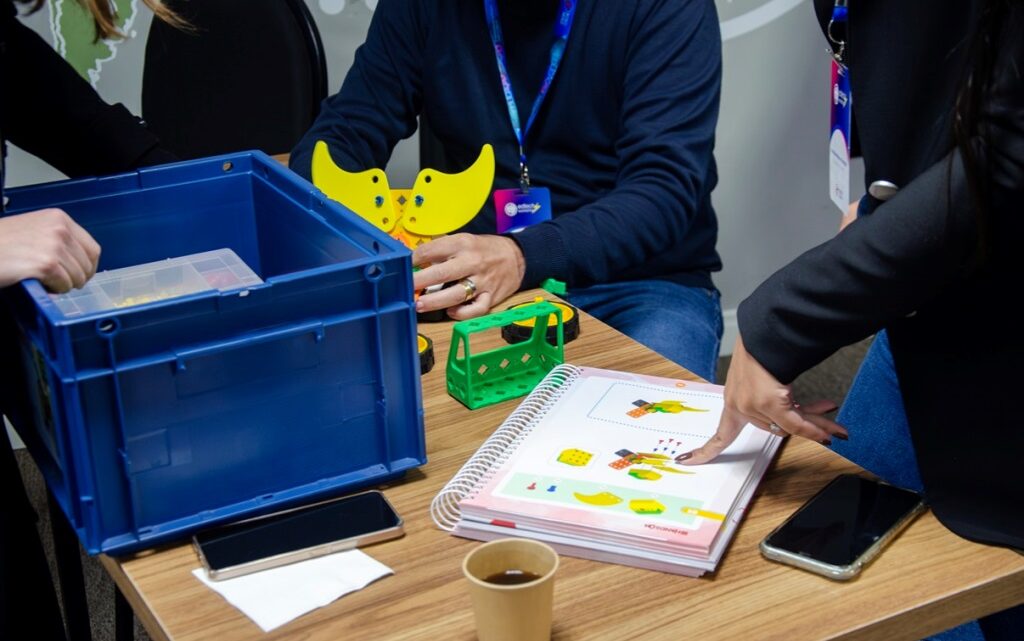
{"left": 142, "top": 0, "right": 328, "bottom": 159}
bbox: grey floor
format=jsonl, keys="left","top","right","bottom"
{"left": 15, "top": 339, "right": 872, "bottom": 641}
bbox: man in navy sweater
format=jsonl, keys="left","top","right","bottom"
{"left": 291, "top": 0, "right": 723, "bottom": 380}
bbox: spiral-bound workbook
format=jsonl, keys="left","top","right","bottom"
{"left": 431, "top": 365, "right": 782, "bottom": 576}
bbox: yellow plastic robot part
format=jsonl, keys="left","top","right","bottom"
{"left": 405, "top": 144, "right": 495, "bottom": 236}
{"left": 512, "top": 301, "right": 576, "bottom": 328}
{"left": 311, "top": 141, "right": 495, "bottom": 249}
{"left": 311, "top": 141, "right": 396, "bottom": 233}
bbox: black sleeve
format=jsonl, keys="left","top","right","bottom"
{"left": 737, "top": 35, "right": 1024, "bottom": 384}
{"left": 1, "top": 8, "right": 175, "bottom": 177}
{"left": 289, "top": 0, "right": 425, "bottom": 178}
{"left": 510, "top": 0, "right": 721, "bottom": 288}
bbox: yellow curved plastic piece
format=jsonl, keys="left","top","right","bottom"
{"left": 311, "top": 141, "right": 396, "bottom": 233}
{"left": 404, "top": 144, "right": 495, "bottom": 236}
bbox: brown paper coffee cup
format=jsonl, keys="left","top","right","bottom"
{"left": 462, "top": 538, "right": 559, "bottom": 641}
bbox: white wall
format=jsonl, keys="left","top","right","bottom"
{"left": 714, "top": 1, "right": 866, "bottom": 352}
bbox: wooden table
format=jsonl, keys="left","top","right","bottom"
{"left": 102, "top": 290, "right": 1024, "bottom": 640}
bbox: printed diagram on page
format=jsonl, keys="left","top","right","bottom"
{"left": 493, "top": 379, "right": 743, "bottom": 527}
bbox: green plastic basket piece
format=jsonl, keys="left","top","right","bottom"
{"left": 446, "top": 300, "right": 565, "bottom": 409}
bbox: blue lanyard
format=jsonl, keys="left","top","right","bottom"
{"left": 483, "top": 0, "right": 576, "bottom": 189}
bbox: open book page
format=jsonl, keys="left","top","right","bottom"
{"left": 459, "top": 367, "right": 777, "bottom": 556}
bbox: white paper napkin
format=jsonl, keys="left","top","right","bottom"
{"left": 192, "top": 549, "right": 393, "bottom": 632}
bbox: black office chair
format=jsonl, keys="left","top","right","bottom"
{"left": 142, "top": 0, "right": 328, "bottom": 159}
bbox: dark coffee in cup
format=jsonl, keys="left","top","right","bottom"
{"left": 483, "top": 569, "right": 542, "bottom": 585}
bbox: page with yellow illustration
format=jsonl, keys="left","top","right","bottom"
{"left": 431, "top": 365, "right": 782, "bottom": 576}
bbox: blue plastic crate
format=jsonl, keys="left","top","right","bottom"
{"left": 1, "top": 152, "right": 426, "bottom": 555}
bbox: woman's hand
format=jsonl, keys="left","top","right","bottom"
{"left": 412, "top": 233, "right": 526, "bottom": 320}
{"left": 0, "top": 208, "right": 101, "bottom": 293}
{"left": 677, "top": 336, "right": 847, "bottom": 464}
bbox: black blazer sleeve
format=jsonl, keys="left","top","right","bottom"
{"left": 1, "top": 5, "right": 175, "bottom": 177}
{"left": 737, "top": 37, "right": 1024, "bottom": 384}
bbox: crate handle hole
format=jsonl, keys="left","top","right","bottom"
{"left": 364, "top": 263, "right": 384, "bottom": 281}
{"left": 96, "top": 318, "right": 120, "bottom": 336}
{"left": 222, "top": 161, "right": 233, "bottom": 172}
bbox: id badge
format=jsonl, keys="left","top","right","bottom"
{"left": 494, "top": 187, "right": 552, "bottom": 234}
{"left": 829, "top": 58, "right": 852, "bottom": 213}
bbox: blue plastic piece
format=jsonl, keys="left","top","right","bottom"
{"left": 1, "top": 152, "right": 426, "bottom": 555}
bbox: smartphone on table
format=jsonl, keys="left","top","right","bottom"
{"left": 194, "top": 490, "right": 403, "bottom": 580}
{"left": 760, "top": 474, "right": 925, "bottom": 580}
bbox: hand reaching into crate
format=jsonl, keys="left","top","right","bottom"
{"left": 0, "top": 208, "right": 100, "bottom": 293}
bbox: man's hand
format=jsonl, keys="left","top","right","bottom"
{"left": 412, "top": 233, "right": 526, "bottom": 320}
{"left": 0, "top": 208, "right": 101, "bottom": 293}
{"left": 677, "top": 336, "right": 846, "bottom": 465}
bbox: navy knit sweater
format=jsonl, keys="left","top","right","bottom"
{"left": 291, "top": 0, "right": 722, "bottom": 291}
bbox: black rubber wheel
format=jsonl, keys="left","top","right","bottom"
{"left": 418, "top": 334, "right": 435, "bottom": 375}
{"left": 501, "top": 300, "right": 580, "bottom": 345}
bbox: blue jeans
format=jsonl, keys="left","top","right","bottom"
{"left": 836, "top": 331, "right": 1022, "bottom": 641}
{"left": 834, "top": 331, "right": 923, "bottom": 492}
{"left": 564, "top": 279, "right": 723, "bottom": 382}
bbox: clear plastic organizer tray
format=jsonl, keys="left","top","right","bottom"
{"left": 51, "top": 248, "right": 263, "bottom": 317}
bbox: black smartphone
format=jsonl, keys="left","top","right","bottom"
{"left": 193, "top": 490, "right": 404, "bottom": 580}
{"left": 760, "top": 474, "right": 925, "bottom": 580}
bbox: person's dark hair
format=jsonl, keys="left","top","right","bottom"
{"left": 16, "top": 0, "right": 188, "bottom": 40}
{"left": 952, "top": 0, "right": 1021, "bottom": 260}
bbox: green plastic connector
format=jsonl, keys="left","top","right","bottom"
{"left": 540, "top": 278, "right": 567, "bottom": 296}
{"left": 446, "top": 300, "right": 565, "bottom": 410}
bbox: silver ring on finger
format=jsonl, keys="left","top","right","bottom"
{"left": 769, "top": 423, "right": 784, "bottom": 435}
{"left": 459, "top": 277, "right": 477, "bottom": 302}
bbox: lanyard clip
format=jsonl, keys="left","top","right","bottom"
{"left": 827, "top": 1, "right": 847, "bottom": 64}
{"left": 519, "top": 146, "right": 530, "bottom": 192}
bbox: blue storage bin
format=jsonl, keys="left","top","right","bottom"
{"left": 1, "top": 152, "right": 426, "bottom": 555}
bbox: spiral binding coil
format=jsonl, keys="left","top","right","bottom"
{"left": 430, "top": 364, "right": 582, "bottom": 530}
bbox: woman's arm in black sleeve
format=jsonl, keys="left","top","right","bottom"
{"left": 738, "top": 39, "right": 1024, "bottom": 384}
{"left": 1, "top": 9, "right": 174, "bottom": 176}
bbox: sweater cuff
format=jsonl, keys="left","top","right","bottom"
{"left": 506, "top": 222, "right": 571, "bottom": 290}
{"left": 93, "top": 104, "right": 168, "bottom": 174}
{"left": 736, "top": 296, "right": 803, "bottom": 385}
